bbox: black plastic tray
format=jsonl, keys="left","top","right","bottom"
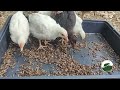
{"left": 0, "top": 16, "right": 120, "bottom": 79}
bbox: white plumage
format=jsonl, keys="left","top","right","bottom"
{"left": 29, "top": 13, "right": 68, "bottom": 49}
{"left": 9, "top": 11, "right": 30, "bottom": 51}
{"left": 38, "top": 11, "right": 52, "bottom": 16}
{"left": 38, "top": 11, "right": 86, "bottom": 40}
{"left": 73, "top": 13, "right": 86, "bottom": 39}
{"left": 38, "top": 11, "right": 63, "bottom": 16}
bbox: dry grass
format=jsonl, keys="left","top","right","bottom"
{"left": 0, "top": 11, "right": 120, "bottom": 32}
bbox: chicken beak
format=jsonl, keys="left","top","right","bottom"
{"left": 20, "top": 47, "right": 23, "bottom": 52}
{"left": 64, "top": 36, "right": 68, "bottom": 44}
{"left": 19, "top": 43, "right": 24, "bottom": 52}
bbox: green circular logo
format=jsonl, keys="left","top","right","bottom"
{"left": 101, "top": 60, "right": 113, "bottom": 72}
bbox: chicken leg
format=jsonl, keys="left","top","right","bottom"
{"left": 44, "top": 40, "right": 51, "bottom": 46}
{"left": 61, "top": 38, "right": 68, "bottom": 45}
{"left": 61, "top": 38, "right": 64, "bottom": 45}
{"left": 37, "top": 40, "right": 47, "bottom": 50}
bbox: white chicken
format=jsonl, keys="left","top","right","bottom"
{"left": 38, "top": 11, "right": 52, "bottom": 16}
{"left": 38, "top": 11, "right": 63, "bottom": 17}
{"left": 38, "top": 11, "right": 86, "bottom": 40}
{"left": 29, "top": 13, "right": 68, "bottom": 50}
{"left": 73, "top": 12, "right": 86, "bottom": 39}
{"left": 9, "top": 11, "right": 30, "bottom": 51}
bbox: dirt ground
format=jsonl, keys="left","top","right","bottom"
{"left": 0, "top": 11, "right": 120, "bottom": 32}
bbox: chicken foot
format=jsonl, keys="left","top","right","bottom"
{"left": 37, "top": 40, "right": 47, "bottom": 50}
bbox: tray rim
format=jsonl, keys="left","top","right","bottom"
{"left": 0, "top": 16, "right": 11, "bottom": 42}
{"left": 0, "top": 75, "right": 120, "bottom": 79}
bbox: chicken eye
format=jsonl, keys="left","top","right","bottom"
{"left": 61, "top": 34, "right": 64, "bottom": 36}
